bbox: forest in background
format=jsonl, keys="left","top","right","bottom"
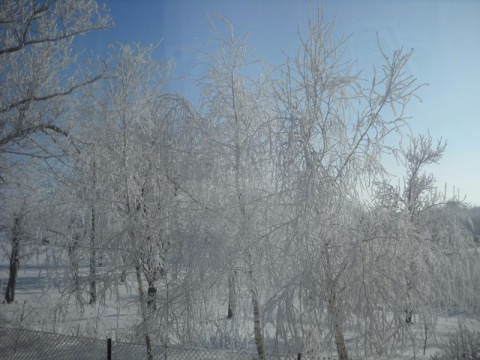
{"left": 1, "top": 2, "right": 480, "bottom": 360}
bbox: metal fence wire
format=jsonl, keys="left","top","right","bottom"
{"left": 0, "top": 327, "right": 106, "bottom": 360}
{"left": 0, "top": 326, "right": 340, "bottom": 360}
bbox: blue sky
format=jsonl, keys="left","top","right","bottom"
{"left": 77, "top": 0, "right": 480, "bottom": 205}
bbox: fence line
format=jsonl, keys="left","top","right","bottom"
{"left": 0, "top": 326, "right": 342, "bottom": 360}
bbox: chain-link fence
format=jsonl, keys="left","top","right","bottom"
{"left": 0, "top": 327, "right": 106, "bottom": 360}
{"left": 0, "top": 326, "right": 341, "bottom": 360}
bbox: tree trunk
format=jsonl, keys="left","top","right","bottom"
{"left": 230, "top": 71, "right": 265, "bottom": 358}
{"left": 89, "top": 202, "right": 97, "bottom": 304}
{"left": 5, "top": 216, "right": 21, "bottom": 304}
{"left": 68, "top": 234, "right": 79, "bottom": 293}
{"left": 405, "top": 260, "right": 416, "bottom": 323}
{"left": 327, "top": 287, "right": 349, "bottom": 360}
{"left": 135, "top": 259, "right": 153, "bottom": 360}
{"left": 89, "top": 161, "right": 97, "bottom": 305}
{"left": 227, "top": 269, "right": 236, "bottom": 319}
{"left": 147, "top": 283, "right": 157, "bottom": 311}
{"left": 247, "top": 250, "right": 266, "bottom": 360}
{"left": 252, "top": 291, "right": 266, "bottom": 360}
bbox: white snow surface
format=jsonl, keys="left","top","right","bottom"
{"left": 1, "top": 251, "right": 480, "bottom": 360}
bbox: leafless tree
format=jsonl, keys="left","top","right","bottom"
{"left": 198, "top": 15, "right": 277, "bottom": 359}
{"left": 271, "top": 9, "right": 422, "bottom": 359}
{"left": 0, "top": 0, "right": 111, "bottom": 179}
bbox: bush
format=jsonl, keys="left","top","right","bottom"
{"left": 431, "top": 322, "right": 480, "bottom": 360}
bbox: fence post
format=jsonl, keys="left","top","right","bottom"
{"left": 107, "top": 338, "right": 112, "bottom": 360}
{"left": 297, "top": 353, "right": 302, "bottom": 360}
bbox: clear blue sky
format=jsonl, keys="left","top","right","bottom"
{"left": 77, "top": 0, "right": 480, "bottom": 206}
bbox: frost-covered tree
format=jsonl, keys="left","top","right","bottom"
{"left": 427, "top": 201, "right": 479, "bottom": 317}
{"left": 84, "top": 44, "right": 173, "bottom": 358}
{"left": 198, "top": 16, "right": 278, "bottom": 359}
{"left": 0, "top": 0, "right": 111, "bottom": 176}
{"left": 0, "top": 0, "right": 110, "bottom": 309}
{"left": 68, "top": 43, "right": 214, "bottom": 356}
{"left": 1, "top": 179, "right": 50, "bottom": 305}
{"left": 0, "top": 0, "right": 110, "bottom": 316}
{"left": 269, "top": 10, "right": 422, "bottom": 360}
{"left": 6, "top": 6, "right": 478, "bottom": 359}
{"left": 401, "top": 135, "right": 447, "bottom": 324}
{"left": 2, "top": 200, "right": 28, "bottom": 304}
{"left": 366, "top": 133, "right": 478, "bottom": 357}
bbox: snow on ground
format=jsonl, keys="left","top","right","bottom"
{"left": 1, "top": 253, "right": 480, "bottom": 360}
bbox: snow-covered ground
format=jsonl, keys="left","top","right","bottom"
{"left": 1, "top": 253, "right": 480, "bottom": 360}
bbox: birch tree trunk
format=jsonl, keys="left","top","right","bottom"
{"left": 246, "top": 250, "right": 266, "bottom": 360}
{"left": 68, "top": 234, "right": 80, "bottom": 294}
{"left": 5, "top": 215, "right": 22, "bottom": 304}
{"left": 89, "top": 160, "right": 97, "bottom": 305}
{"left": 327, "top": 285, "right": 349, "bottom": 360}
{"left": 227, "top": 269, "right": 236, "bottom": 319}
{"left": 235, "top": 134, "right": 266, "bottom": 359}
{"left": 134, "top": 254, "right": 153, "bottom": 360}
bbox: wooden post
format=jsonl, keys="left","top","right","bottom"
{"left": 107, "top": 338, "right": 112, "bottom": 360}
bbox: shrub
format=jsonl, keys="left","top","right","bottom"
{"left": 431, "top": 322, "right": 480, "bottom": 360}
